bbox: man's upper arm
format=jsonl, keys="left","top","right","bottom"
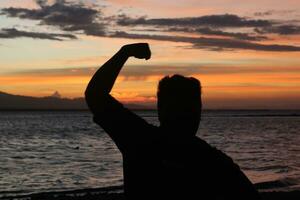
{"left": 88, "top": 94, "right": 155, "bottom": 152}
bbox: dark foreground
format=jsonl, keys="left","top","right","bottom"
{"left": 1, "top": 186, "right": 300, "bottom": 200}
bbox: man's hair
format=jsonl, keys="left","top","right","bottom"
{"left": 157, "top": 74, "right": 201, "bottom": 118}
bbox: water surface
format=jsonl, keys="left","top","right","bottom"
{"left": 0, "top": 110, "right": 299, "bottom": 196}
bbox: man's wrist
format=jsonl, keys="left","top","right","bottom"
{"left": 120, "top": 45, "right": 131, "bottom": 58}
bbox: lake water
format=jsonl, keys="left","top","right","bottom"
{"left": 0, "top": 110, "right": 299, "bottom": 196}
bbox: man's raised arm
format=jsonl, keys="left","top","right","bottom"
{"left": 85, "top": 43, "right": 151, "bottom": 112}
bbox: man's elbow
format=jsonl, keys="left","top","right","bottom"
{"left": 84, "top": 86, "right": 99, "bottom": 103}
{"left": 84, "top": 89, "right": 109, "bottom": 113}
{"left": 84, "top": 88, "right": 98, "bottom": 110}
{"left": 84, "top": 88, "right": 91, "bottom": 101}
{"left": 84, "top": 87, "right": 93, "bottom": 105}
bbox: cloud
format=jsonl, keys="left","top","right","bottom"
{"left": 1, "top": 3, "right": 300, "bottom": 51}
{"left": 255, "top": 25, "right": 300, "bottom": 35}
{"left": 35, "top": 0, "right": 48, "bottom": 8}
{"left": 191, "top": 37, "right": 300, "bottom": 52}
{"left": 254, "top": 10, "right": 295, "bottom": 17}
{"left": 10, "top": 65, "right": 300, "bottom": 79}
{"left": 1, "top": 0, "right": 106, "bottom": 36}
{"left": 168, "top": 27, "right": 267, "bottom": 41}
{"left": 120, "top": 65, "right": 300, "bottom": 78}
{"left": 254, "top": 10, "right": 275, "bottom": 17}
{"left": 116, "top": 14, "right": 272, "bottom": 28}
{"left": 111, "top": 31, "right": 300, "bottom": 52}
{"left": 0, "top": 28, "right": 77, "bottom": 41}
{"left": 114, "top": 14, "right": 276, "bottom": 43}
{"left": 195, "top": 27, "right": 267, "bottom": 41}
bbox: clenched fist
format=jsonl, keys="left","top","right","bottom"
{"left": 122, "top": 43, "right": 151, "bottom": 60}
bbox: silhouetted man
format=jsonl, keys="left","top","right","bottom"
{"left": 85, "top": 43, "right": 260, "bottom": 200}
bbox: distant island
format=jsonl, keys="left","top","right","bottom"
{"left": 2, "top": 91, "right": 299, "bottom": 111}
{"left": 0, "top": 91, "right": 152, "bottom": 110}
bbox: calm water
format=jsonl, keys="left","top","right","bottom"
{"left": 0, "top": 110, "right": 299, "bottom": 196}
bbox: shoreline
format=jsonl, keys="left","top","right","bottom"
{"left": 1, "top": 186, "right": 300, "bottom": 200}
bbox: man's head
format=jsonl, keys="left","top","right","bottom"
{"left": 157, "top": 74, "right": 202, "bottom": 136}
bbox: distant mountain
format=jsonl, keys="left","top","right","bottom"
{"left": 50, "top": 91, "right": 62, "bottom": 98}
{"left": 0, "top": 91, "right": 87, "bottom": 110}
{"left": 0, "top": 91, "right": 153, "bottom": 110}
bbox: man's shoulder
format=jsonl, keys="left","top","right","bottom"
{"left": 189, "top": 136, "right": 213, "bottom": 151}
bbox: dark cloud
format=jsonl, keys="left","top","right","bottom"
{"left": 254, "top": 10, "right": 295, "bottom": 17}
{"left": 255, "top": 25, "right": 300, "bottom": 35}
{"left": 117, "top": 14, "right": 272, "bottom": 28}
{"left": 0, "top": 28, "right": 77, "bottom": 41}
{"left": 111, "top": 31, "right": 300, "bottom": 52}
{"left": 191, "top": 37, "right": 300, "bottom": 51}
{"left": 35, "top": 0, "right": 48, "bottom": 8}
{"left": 115, "top": 14, "right": 275, "bottom": 43}
{"left": 195, "top": 27, "right": 267, "bottom": 41}
{"left": 254, "top": 11, "right": 274, "bottom": 17}
{"left": 168, "top": 27, "right": 267, "bottom": 41}
{"left": 1, "top": 0, "right": 106, "bottom": 36}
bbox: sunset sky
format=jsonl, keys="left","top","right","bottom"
{"left": 1, "top": 0, "right": 300, "bottom": 109}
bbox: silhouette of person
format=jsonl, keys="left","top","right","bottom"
{"left": 85, "top": 43, "right": 261, "bottom": 200}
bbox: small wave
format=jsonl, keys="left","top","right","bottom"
{"left": 0, "top": 189, "right": 32, "bottom": 198}
{"left": 0, "top": 190, "right": 29, "bottom": 194}
{"left": 206, "top": 114, "right": 300, "bottom": 118}
{"left": 255, "top": 177, "right": 299, "bottom": 190}
{"left": 0, "top": 185, "right": 123, "bottom": 198}
{"left": 253, "top": 165, "right": 290, "bottom": 172}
